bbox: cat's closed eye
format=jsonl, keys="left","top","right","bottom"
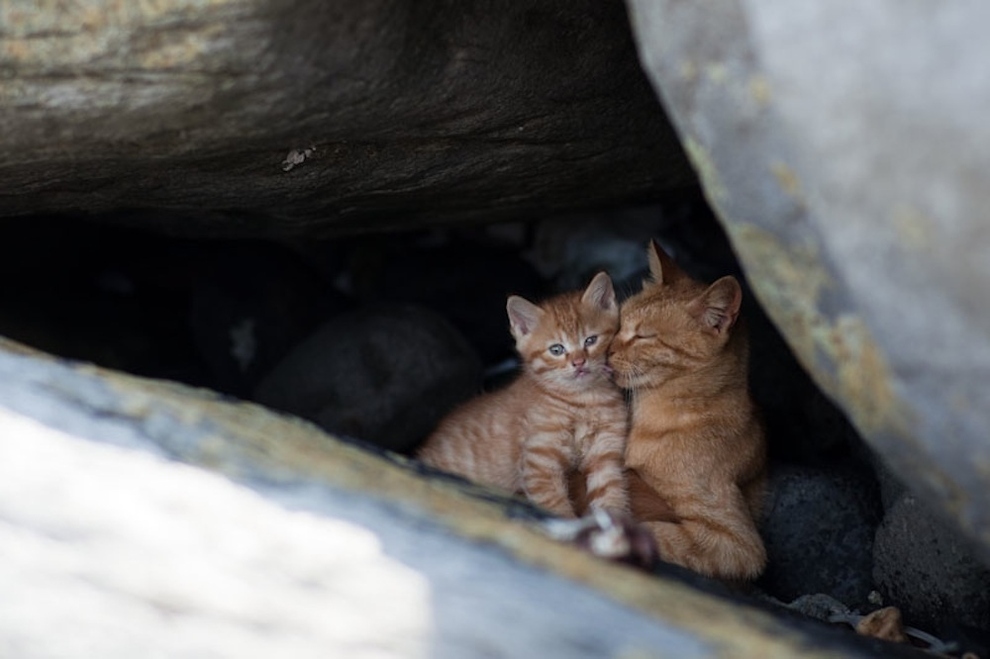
{"left": 634, "top": 332, "right": 657, "bottom": 340}
{"left": 548, "top": 343, "right": 565, "bottom": 356}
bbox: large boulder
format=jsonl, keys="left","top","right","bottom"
{"left": 0, "top": 0, "right": 692, "bottom": 233}
{"left": 625, "top": 1, "right": 990, "bottom": 562}
{"left": 0, "top": 337, "right": 907, "bottom": 658}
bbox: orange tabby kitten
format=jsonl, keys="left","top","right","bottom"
{"left": 607, "top": 241, "right": 767, "bottom": 580}
{"left": 416, "top": 272, "right": 629, "bottom": 518}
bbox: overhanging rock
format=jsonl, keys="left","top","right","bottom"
{"left": 0, "top": 0, "right": 693, "bottom": 235}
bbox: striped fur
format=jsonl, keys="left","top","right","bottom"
{"left": 607, "top": 242, "right": 768, "bottom": 581}
{"left": 416, "top": 272, "right": 629, "bottom": 518}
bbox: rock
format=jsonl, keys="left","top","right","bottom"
{"left": 758, "top": 463, "right": 883, "bottom": 608}
{"left": 0, "top": 335, "right": 932, "bottom": 658}
{"left": 253, "top": 306, "right": 482, "bottom": 453}
{"left": 779, "top": 593, "right": 852, "bottom": 625}
{"left": 626, "top": 0, "right": 990, "bottom": 561}
{"left": 345, "top": 232, "right": 547, "bottom": 367}
{"left": 0, "top": 340, "right": 729, "bottom": 658}
{"left": 747, "top": 314, "right": 865, "bottom": 465}
{"left": 0, "top": 0, "right": 693, "bottom": 232}
{"left": 873, "top": 492, "right": 990, "bottom": 632}
{"left": 871, "top": 457, "right": 909, "bottom": 513}
{"left": 524, "top": 205, "right": 667, "bottom": 294}
{"left": 187, "top": 241, "right": 350, "bottom": 398}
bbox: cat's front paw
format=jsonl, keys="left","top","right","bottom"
{"left": 542, "top": 509, "right": 658, "bottom": 570}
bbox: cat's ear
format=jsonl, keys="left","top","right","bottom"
{"left": 646, "top": 240, "right": 686, "bottom": 286}
{"left": 581, "top": 271, "right": 617, "bottom": 313}
{"left": 692, "top": 276, "right": 742, "bottom": 335}
{"left": 507, "top": 295, "right": 544, "bottom": 338}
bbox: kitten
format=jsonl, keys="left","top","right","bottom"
{"left": 607, "top": 241, "right": 767, "bottom": 580}
{"left": 416, "top": 272, "right": 629, "bottom": 518}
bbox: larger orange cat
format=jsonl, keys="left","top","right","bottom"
{"left": 416, "top": 272, "right": 628, "bottom": 518}
{"left": 607, "top": 241, "right": 767, "bottom": 580}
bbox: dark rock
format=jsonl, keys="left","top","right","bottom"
{"left": 626, "top": 1, "right": 990, "bottom": 561}
{"left": 0, "top": 0, "right": 692, "bottom": 233}
{"left": 747, "top": 314, "right": 864, "bottom": 465}
{"left": 524, "top": 205, "right": 667, "bottom": 296}
{"left": 187, "top": 242, "right": 350, "bottom": 398}
{"left": 758, "top": 463, "right": 883, "bottom": 608}
{"left": 873, "top": 492, "right": 990, "bottom": 632}
{"left": 344, "top": 232, "right": 547, "bottom": 366}
{"left": 871, "top": 457, "right": 909, "bottom": 513}
{"left": 253, "top": 306, "right": 482, "bottom": 453}
{"left": 782, "top": 593, "right": 852, "bottom": 624}
{"left": 0, "top": 216, "right": 208, "bottom": 385}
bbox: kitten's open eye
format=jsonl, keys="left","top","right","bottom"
{"left": 548, "top": 344, "right": 565, "bottom": 356}
{"left": 584, "top": 335, "right": 598, "bottom": 347}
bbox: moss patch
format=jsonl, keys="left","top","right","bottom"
{"left": 726, "top": 223, "right": 911, "bottom": 440}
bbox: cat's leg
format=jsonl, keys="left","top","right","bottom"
{"left": 521, "top": 430, "right": 577, "bottom": 518}
{"left": 578, "top": 426, "right": 629, "bottom": 514}
{"left": 641, "top": 484, "right": 766, "bottom": 581}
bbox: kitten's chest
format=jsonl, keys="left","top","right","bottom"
{"left": 527, "top": 387, "right": 624, "bottom": 450}
{"left": 568, "top": 403, "right": 624, "bottom": 447}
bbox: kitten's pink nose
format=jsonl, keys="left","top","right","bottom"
{"left": 572, "top": 356, "right": 586, "bottom": 367}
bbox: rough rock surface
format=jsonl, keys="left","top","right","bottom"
{"left": 0, "top": 0, "right": 692, "bottom": 233}
{"left": 253, "top": 306, "right": 483, "bottom": 453}
{"left": 759, "top": 463, "right": 882, "bottom": 608}
{"left": 873, "top": 492, "right": 990, "bottom": 632}
{"left": 0, "top": 338, "right": 909, "bottom": 658}
{"left": 0, "top": 361, "right": 693, "bottom": 659}
{"left": 625, "top": 0, "right": 990, "bottom": 561}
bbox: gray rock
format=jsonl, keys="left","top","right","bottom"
{"left": 0, "top": 346, "right": 706, "bottom": 659}
{"left": 0, "top": 0, "right": 692, "bottom": 232}
{"left": 253, "top": 306, "right": 482, "bottom": 453}
{"left": 626, "top": 0, "right": 990, "bottom": 562}
{"left": 758, "top": 463, "right": 882, "bottom": 607}
{"left": 0, "top": 337, "right": 907, "bottom": 658}
{"left": 783, "top": 593, "right": 852, "bottom": 624}
{"left": 873, "top": 492, "right": 990, "bottom": 631}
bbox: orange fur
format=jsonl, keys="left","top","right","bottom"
{"left": 607, "top": 241, "right": 767, "bottom": 580}
{"left": 416, "top": 272, "right": 629, "bottom": 518}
